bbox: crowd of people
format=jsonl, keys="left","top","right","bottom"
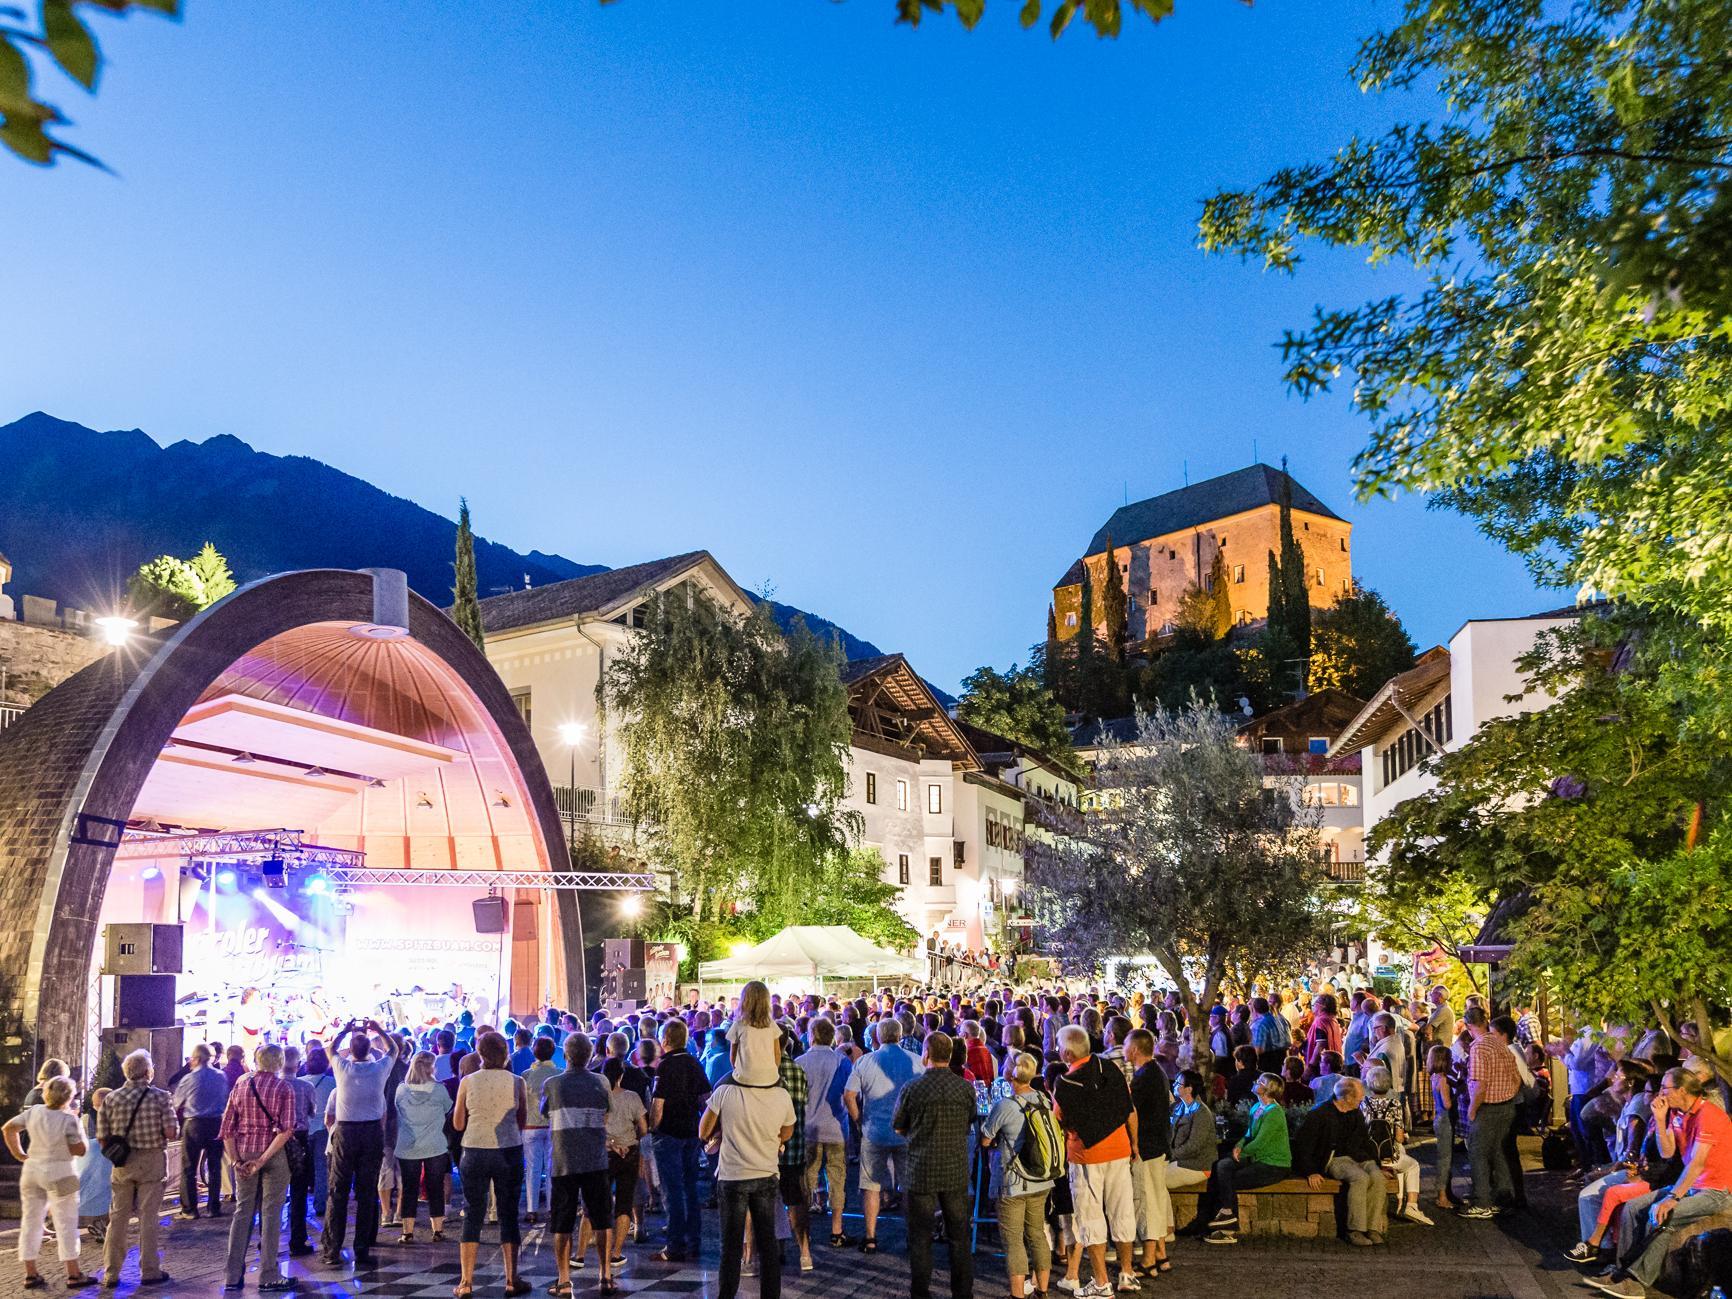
{"left": 6, "top": 977, "right": 1729, "bottom": 1299}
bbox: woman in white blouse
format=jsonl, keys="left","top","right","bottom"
{"left": 3, "top": 1076, "right": 96, "bottom": 1289}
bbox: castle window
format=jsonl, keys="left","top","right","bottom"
{"left": 1148, "top": 587, "right": 1158, "bottom": 604}
{"left": 1065, "top": 612, "right": 1078, "bottom": 628}
{"left": 1232, "top": 564, "right": 1245, "bottom": 584}
{"left": 1314, "top": 568, "right": 1324, "bottom": 586}
{"left": 1340, "top": 537, "right": 1347, "bottom": 552}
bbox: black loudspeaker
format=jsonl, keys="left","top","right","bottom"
{"left": 115, "top": 974, "right": 178, "bottom": 1028}
{"left": 603, "top": 938, "right": 644, "bottom": 969}
{"left": 617, "top": 969, "right": 647, "bottom": 1002}
{"left": 472, "top": 897, "right": 509, "bottom": 934}
{"left": 101, "top": 1026, "right": 184, "bottom": 1088}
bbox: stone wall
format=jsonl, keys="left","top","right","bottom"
{"left": 0, "top": 618, "right": 109, "bottom": 706}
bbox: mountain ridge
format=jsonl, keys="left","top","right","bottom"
{"left": 0, "top": 412, "right": 881, "bottom": 662}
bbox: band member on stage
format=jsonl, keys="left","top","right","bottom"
{"left": 237, "top": 987, "right": 272, "bottom": 1051}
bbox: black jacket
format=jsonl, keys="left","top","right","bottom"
{"left": 1291, "top": 1101, "right": 1377, "bottom": 1175}
{"left": 1130, "top": 1062, "right": 1171, "bottom": 1161}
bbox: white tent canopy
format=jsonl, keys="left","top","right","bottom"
{"left": 697, "top": 925, "right": 925, "bottom": 983}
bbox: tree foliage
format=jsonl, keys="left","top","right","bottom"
{"left": 1026, "top": 700, "right": 1336, "bottom": 1027}
{"left": 599, "top": 591, "right": 861, "bottom": 935}
{"left": 1307, "top": 583, "right": 1415, "bottom": 699}
{"left": 451, "top": 497, "right": 485, "bottom": 653}
{"left": 1264, "top": 465, "right": 1311, "bottom": 665}
{"left": 1370, "top": 616, "right": 1732, "bottom": 1081}
{"left": 747, "top": 847, "right": 920, "bottom": 952}
{"left": 1, "top": 0, "right": 178, "bottom": 166}
{"left": 956, "top": 663, "right": 1077, "bottom": 767}
{"left": 1175, "top": 549, "right": 1233, "bottom": 641}
{"left": 126, "top": 542, "right": 234, "bottom": 620}
{"left": 1098, "top": 539, "right": 1128, "bottom": 662}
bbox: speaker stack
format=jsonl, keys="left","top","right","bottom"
{"left": 602, "top": 938, "right": 647, "bottom": 1011}
{"left": 100, "top": 923, "right": 184, "bottom": 1083}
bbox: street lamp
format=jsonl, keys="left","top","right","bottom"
{"left": 558, "top": 722, "right": 587, "bottom": 861}
{"left": 94, "top": 615, "right": 138, "bottom": 647}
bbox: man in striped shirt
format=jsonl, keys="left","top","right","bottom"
{"left": 1460, "top": 1006, "right": 1519, "bottom": 1218}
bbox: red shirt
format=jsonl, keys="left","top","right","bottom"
{"left": 1674, "top": 1099, "right": 1732, "bottom": 1193}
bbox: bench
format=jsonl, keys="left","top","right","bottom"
{"left": 1168, "top": 1172, "right": 1400, "bottom": 1239}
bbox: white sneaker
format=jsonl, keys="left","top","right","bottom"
{"left": 1116, "top": 1271, "right": 1141, "bottom": 1291}
{"left": 1400, "top": 1206, "right": 1435, "bottom": 1226}
{"left": 1056, "top": 1280, "right": 1081, "bottom": 1294}
{"left": 1079, "top": 1284, "right": 1114, "bottom": 1299}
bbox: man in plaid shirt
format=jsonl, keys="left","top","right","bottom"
{"left": 218, "top": 1044, "right": 298, "bottom": 1291}
{"left": 1461, "top": 1005, "right": 1520, "bottom": 1218}
{"left": 97, "top": 1050, "right": 179, "bottom": 1287}
{"left": 776, "top": 1027, "right": 813, "bottom": 1272}
{"left": 894, "top": 1033, "right": 977, "bottom": 1299}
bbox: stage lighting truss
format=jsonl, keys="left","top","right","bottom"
{"left": 112, "top": 825, "right": 654, "bottom": 892}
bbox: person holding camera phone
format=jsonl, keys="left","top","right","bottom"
{"left": 321, "top": 1019, "right": 401, "bottom": 1270}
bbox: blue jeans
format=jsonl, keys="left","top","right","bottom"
{"left": 654, "top": 1135, "right": 703, "bottom": 1255}
{"left": 459, "top": 1146, "right": 524, "bottom": 1246}
{"left": 1577, "top": 1169, "right": 1631, "bottom": 1242}
{"left": 719, "top": 1176, "right": 779, "bottom": 1299}
{"left": 1626, "top": 1187, "right": 1732, "bottom": 1287}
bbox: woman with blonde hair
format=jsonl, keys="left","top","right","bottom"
{"left": 23, "top": 1059, "right": 70, "bottom": 1108}
{"left": 395, "top": 1050, "right": 454, "bottom": 1243}
{"left": 5, "top": 1075, "right": 94, "bottom": 1289}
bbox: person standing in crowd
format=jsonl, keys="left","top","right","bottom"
{"left": 1304, "top": 994, "right": 1342, "bottom": 1074}
{"left": 1291, "top": 1077, "right": 1387, "bottom": 1246}
{"left": 219, "top": 1042, "right": 296, "bottom": 1293}
{"left": 844, "top": 1016, "right": 920, "bottom": 1253}
{"left": 323, "top": 1019, "right": 401, "bottom": 1269}
{"left": 1591, "top": 1067, "right": 1732, "bottom": 1299}
{"left": 1249, "top": 998, "right": 1287, "bottom": 1077}
{"left": 545, "top": 1033, "right": 614, "bottom": 1296}
{"left": 393, "top": 1051, "right": 454, "bottom": 1244}
{"left": 5, "top": 1075, "right": 96, "bottom": 1289}
{"left": 76, "top": 1086, "right": 114, "bottom": 1244}
{"left": 602, "top": 1059, "right": 647, "bottom": 1264}
{"left": 1053, "top": 1024, "right": 1138, "bottom": 1298}
{"left": 700, "top": 1064, "right": 796, "bottom": 1299}
{"left": 453, "top": 1030, "right": 530, "bottom": 1299}
{"left": 279, "top": 1048, "right": 317, "bottom": 1258}
{"left": 773, "top": 1026, "right": 814, "bottom": 1273}
{"left": 1460, "top": 1005, "right": 1519, "bottom": 1219}
{"left": 982, "top": 1051, "right": 1056, "bottom": 1299}
{"left": 649, "top": 1018, "right": 710, "bottom": 1264}
{"left": 172, "top": 1043, "right": 229, "bottom": 1219}
{"left": 97, "top": 1049, "right": 178, "bottom": 1288}
{"left": 892, "top": 1032, "right": 977, "bottom": 1299}
{"left": 302, "top": 1043, "right": 336, "bottom": 1212}
{"left": 796, "top": 1017, "right": 853, "bottom": 1248}
{"left": 1427, "top": 985, "right": 1456, "bottom": 1051}
{"left": 1124, "top": 1029, "right": 1171, "bottom": 1275}
{"left": 521, "top": 1036, "right": 560, "bottom": 1226}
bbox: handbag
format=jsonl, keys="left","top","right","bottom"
{"left": 99, "top": 1088, "right": 149, "bottom": 1167}
{"left": 246, "top": 1077, "right": 306, "bottom": 1178}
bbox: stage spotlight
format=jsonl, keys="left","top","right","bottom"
{"left": 619, "top": 894, "right": 643, "bottom": 919}
{"left": 216, "top": 869, "right": 237, "bottom": 887}
{"left": 141, "top": 866, "right": 161, "bottom": 881}
{"left": 261, "top": 857, "right": 287, "bottom": 889}
{"left": 306, "top": 875, "right": 329, "bottom": 896}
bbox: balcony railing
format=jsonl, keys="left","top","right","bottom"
{"left": 554, "top": 785, "right": 632, "bottom": 828}
{"left": 0, "top": 704, "right": 24, "bottom": 732}
{"left": 1263, "top": 751, "right": 1362, "bottom": 775}
{"left": 1324, "top": 858, "right": 1367, "bottom": 884}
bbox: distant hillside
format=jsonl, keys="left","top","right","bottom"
{"left": 0, "top": 412, "right": 880, "bottom": 660}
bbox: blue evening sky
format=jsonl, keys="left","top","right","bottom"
{"left": 0, "top": 1, "right": 1548, "bottom": 692}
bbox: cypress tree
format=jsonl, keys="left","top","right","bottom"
{"left": 1206, "top": 549, "right": 1233, "bottom": 639}
{"left": 1276, "top": 462, "right": 1312, "bottom": 663}
{"left": 1099, "top": 536, "right": 1128, "bottom": 662}
{"left": 452, "top": 497, "right": 486, "bottom": 652}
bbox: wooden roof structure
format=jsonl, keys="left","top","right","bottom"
{"left": 842, "top": 654, "right": 981, "bottom": 770}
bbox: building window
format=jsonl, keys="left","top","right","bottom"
{"left": 1065, "top": 612, "right": 1078, "bottom": 628}
{"left": 1148, "top": 587, "right": 1158, "bottom": 604}
{"left": 927, "top": 784, "right": 942, "bottom": 814}
{"left": 865, "top": 772, "right": 877, "bottom": 805}
{"left": 1340, "top": 537, "right": 1347, "bottom": 552}
{"left": 1342, "top": 577, "right": 1351, "bottom": 592}
{"left": 1379, "top": 694, "right": 1453, "bottom": 787}
{"left": 1314, "top": 568, "right": 1324, "bottom": 586}
{"left": 1309, "top": 736, "right": 1329, "bottom": 754}
{"left": 1232, "top": 564, "right": 1245, "bottom": 584}
{"left": 896, "top": 779, "right": 909, "bottom": 812}
{"left": 510, "top": 689, "right": 532, "bottom": 727}
{"left": 1261, "top": 736, "right": 1283, "bottom": 755}
{"left": 929, "top": 856, "right": 943, "bottom": 886}
{"left": 954, "top": 840, "right": 965, "bottom": 865}
{"left": 898, "top": 854, "right": 910, "bottom": 885}
{"left": 1303, "top": 521, "right": 1310, "bottom": 531}
{"left": 1236, "top": 610, "right": 1252, "bottom": 627}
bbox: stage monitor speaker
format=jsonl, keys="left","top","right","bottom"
{"left": 261, "top": 857, "right": 287, "bottom": 889}
{"left": 603, "top": 938, "right": 644, "bottom": 970}
{"left": 100, "top": 1026, "right": 183, "bottom": 1091}
{"left": 115, "top": 974, "right": 178, "bottom": 1028}
{"left": 103, "top": 923, "right": 183, "bottom": 975}
{"left": 472, "top": 896, "right": 509, "bottom": 934}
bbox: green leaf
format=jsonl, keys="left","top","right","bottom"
{"left": 0, "top": 34, "right": 30, "bottom": 111}
{"left": 0, "top": 112, "right": 53, "bottom": 163}
{"left": 1019, "top": 0, "right": 1040, "bottom": 25}
{"left": 954, "top": 0, "right": 986, "bottom": 28}
{"left": 1049, "top": 0, "right": 1077, "bottom": 39}
{"left": 42, "top": 0, "right": 98, "bottom": 90}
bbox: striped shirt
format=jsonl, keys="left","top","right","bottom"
{"left": 543, "top": 1066, "right": 609, "bottom": 1176}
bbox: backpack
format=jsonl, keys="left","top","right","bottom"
{"left": 1058, "top": 1056, "right": 1134, "bottom": 1150}
{"left": 1540, "top": 1124, "right": 1576, "bottom": 1171}
{"left": 1365, "top": 1111, "right": 1397, "bottom": 1165}
{"left": 1012, "top": 1093, "right": 1068, "bottom": 1185}
{"left": 1665, "top": 1226, "right": 1732, "bottom": 1299}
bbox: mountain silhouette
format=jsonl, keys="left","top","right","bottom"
{"left": 0, "top": 411, "right": 880, "bottom": 660}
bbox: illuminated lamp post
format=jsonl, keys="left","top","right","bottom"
{"left": 557, "top": 722, "right": 587, "bottom": 862}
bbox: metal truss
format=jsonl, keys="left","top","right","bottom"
{"left": 112, "top": 826, "right": 653, "bottom": 890}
